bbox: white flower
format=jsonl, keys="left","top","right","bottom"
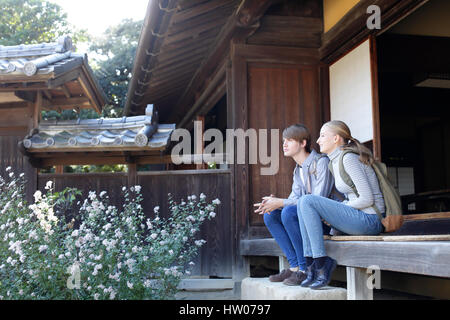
{"left": 209, "top": 212, "right": 216, "bottom": 218}
{"left": 122, "top": 186, "right": 126, "bottom": 191}
{"left": 88, "top": 191, "right": 96, "bottom": 200}
{"left": 212, "top": 198, "right": 221, "bottom": 205}
{"left": 168, "top": 249, "right": 174, "bottom": 255}
{"left": 94, "top": 293, "right": 100, "bottom": 300}
{"left": 153, "top": 206, "right": 160, "bottom": 213}
{"left": 134, "top": 185, "right": 141, "bottom": 193}
{"left": 200, "top": 193, "right": 206, "bottom": 200}
{"left": 6, "top": 166, "right": 11, "bottom": 172}
{"left": 99, "top": 191, "right": 107, "bottom": 198}
{"left": 191, "top": 195, "right": 197, "bottom": 200}
{"left": 9, "top": 172, "right": 14, "bottom": 178}
{"left": 127, "top": 281, "right": 133, "bottom": 289}
{"left": 195, "top": 239, "right": 206, "bottom": 247}
{"left": 38, "top": 245, "right": 48, "bottom": 253}
{"left": 45, "top": 181, "right": 53, "bottom": 190}
{"left": 33, "top": 190, "right": 42, "bottom": 202}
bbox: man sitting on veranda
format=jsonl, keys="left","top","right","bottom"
{"left": 254, "top": 124, "right": 336, "bottom": 286}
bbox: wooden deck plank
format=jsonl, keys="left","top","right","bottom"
{"left": 240, "top": 238, "right": 450, "bottom": 278}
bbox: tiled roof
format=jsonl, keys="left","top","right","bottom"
{"left": 0, "top": 36, "right": 83, "bottom": 77}
{"left": 22, "top": 106, "right": 175, "bottom": 152}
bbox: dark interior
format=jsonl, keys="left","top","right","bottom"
{"left": 377, "top": 24, "right": 450, "bottom": 214}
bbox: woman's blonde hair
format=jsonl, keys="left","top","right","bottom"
{"left": 323, "top": 120, "right": 374, "bottom": 165}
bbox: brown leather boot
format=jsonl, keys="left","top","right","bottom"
{"left": 268, "top": 268, "right": 293, "bottom": 282}
{"left": 283, "top": 271, "right": 307, "bottom": 286}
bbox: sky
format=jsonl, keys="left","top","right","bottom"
{"left": 51, "top": 0, "right": 149, "bottom": 37}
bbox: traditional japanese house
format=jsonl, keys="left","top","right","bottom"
{"left": 125, "top": 0, "right": 450, "bottom": 298}
{"left": 1, "top": 0, "right": 449, "bottom": 299}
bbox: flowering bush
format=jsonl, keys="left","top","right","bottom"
{"left": 0, "top": 168, "right": 220, "bottom": 300}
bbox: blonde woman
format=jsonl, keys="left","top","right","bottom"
{"left": 297, "top": 120, "right": 384, "bottom": 290}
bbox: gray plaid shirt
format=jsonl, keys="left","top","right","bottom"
{"left": 283, "top": 149, "right": 337, "bottom": 207}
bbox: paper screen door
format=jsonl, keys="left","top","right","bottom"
{"left": 329, "top": 37, "right": 380, "bottom": 157}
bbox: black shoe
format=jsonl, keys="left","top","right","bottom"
{"left": 300, "top": 262, "right": 316, "bottom": 287}
{"left": 309, "top": 257, "right": 337, "bottom": 290}
{"left": 283, "top": 271, "right": 307, "bottom": 286}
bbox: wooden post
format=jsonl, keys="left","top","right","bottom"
{"left": 279, "top": 256, "right": 289, "bottom": 271}
{"left": 55, "top": 165, "right": 64, "bottom": 174}
{"left": 34, "top": 91, "right": 42, "bottom": 129}
{"left": 195, "top": 115, "right": 206, "bottom": 170}
{"left": 128, "top": 163, "right": 137, "bottom": 187}
{"left": 346, "top": 266, "right": 374, "bottom": 300}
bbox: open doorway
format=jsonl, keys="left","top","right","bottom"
{"left": 377, "top": 0, "right": 450, "bottom": 214}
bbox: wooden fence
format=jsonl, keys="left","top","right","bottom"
{"left": 37, "top": 169, "right": 233, "bottom": 278}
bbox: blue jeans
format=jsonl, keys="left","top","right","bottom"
{"left": 297, "top": 194, "right": 383, "bottom": 258}
{"left": 264, "top": 205, "right": 331, "bottom": 271}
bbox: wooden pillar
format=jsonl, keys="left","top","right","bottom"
{"left": 230, "top": 40, "right": 250, "bottom": 282}
{"left": 128, "top": 163, "right": 137, "bottom": 187}
{"left": 195, "top": 115, "right": 206, "bottom": 170}
{"left": 55, "top": 165, "right": 64, "bottom": 174}
{"left": 34, "top": 91, "right": 42, "bottom": 129}
{"left": 346, "top": 266, "right": 374, "bottom": 300}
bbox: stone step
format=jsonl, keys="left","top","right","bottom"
{"left": 178, "top": 278, "right": 235, "bottom": 291}
{"left": 241, "top": 277, "right": 347, "bottom": 300}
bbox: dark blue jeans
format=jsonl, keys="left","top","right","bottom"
{"left": 264, "top": 205, "right": 332, "bottom": 271}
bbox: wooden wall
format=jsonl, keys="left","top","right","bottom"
{"left": 0, "top": 103, "right": 37, "bottom": 204}
{"left": 247, "top": 65, "right": 321, "bottom": 227}
{"left": 38, "top": 169, "right": 233, "bottom": 278}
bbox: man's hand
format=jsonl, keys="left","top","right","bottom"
{"left": 254, "top": 194, "right": 283, "bottom": 215}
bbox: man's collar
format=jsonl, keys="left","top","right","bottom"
{"left": 299, "top": 149, "right": 317, "bottom": 168}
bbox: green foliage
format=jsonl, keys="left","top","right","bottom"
{"left": 89, "top": 19, "right": 143, "bottom": 116}
{"left": 0, "top": 0, "right": 89, "bottom": 46}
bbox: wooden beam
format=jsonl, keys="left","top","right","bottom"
{"left": 124, "top": 0, "right": 179, "bottom": 115}
{"left": 47, "top": 69, "right": 80, "bottom": 89}
{"left": 320, "top": 0, "right": 429, "bottom": 63}
{"left": 235, "top": 0, "right": 281, "bottom": 27}
{"left": 178, "top": 58, "right": 227, "bottom": 128}
{"left": 171, "top": 0, "right": 266, "bottom": 125}
{"left": 232, "top": 43, "right": 319, "bottom": 64}
{"left": 241, "top": 238, "right": 450, "bottom": 277}
{"left": 0, "top": 82, "right": 48, "bottom": 92}
{"left": 60, "top": 84, "right": 72, "bottom": 98}
{"left": 46, "top": 97, "right": 90, "bottom": 108}
{"left": 33, "top": 91, "right": 42, "bottom": 129}
{"left": 77, "top": 72, "right": 100, "bottom": 113}
{"left": 325, "top": 240, "right": 450, "bottom": 278}
{"left": 42, "top": 90, "right": 52, "bottom": 100}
